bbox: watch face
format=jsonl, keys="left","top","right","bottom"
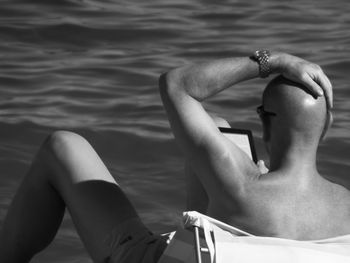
{"left": 254, "top": 50, "right": 260, "bottom": 58}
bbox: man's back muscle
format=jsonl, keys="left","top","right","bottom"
{"left": 207, "top": 170, "right": 350, "bottom": 240}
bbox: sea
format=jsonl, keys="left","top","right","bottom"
{"left": 0, "top": 0, "right": 349, "bottom": 262}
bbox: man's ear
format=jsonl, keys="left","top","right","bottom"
{"left": 320, "top": 111, "right": 333, "bottom": 141}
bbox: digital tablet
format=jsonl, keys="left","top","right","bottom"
{"left": 219, "top": 127, "right": 257, "bottom": 163}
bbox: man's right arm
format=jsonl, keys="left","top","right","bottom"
{"left": 159, "top": 56, "right": 263, "bottom": 195}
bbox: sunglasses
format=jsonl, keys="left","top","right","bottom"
{"left": 256, "top": 105, "right": 277, "bottom": 117}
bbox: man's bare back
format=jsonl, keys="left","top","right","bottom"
{"left": 206, "top": 169, "right": 350, "bottom": 240}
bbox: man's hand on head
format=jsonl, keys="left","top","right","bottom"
{"left": 271, "top": 53, "right": 333, "bottom": 109}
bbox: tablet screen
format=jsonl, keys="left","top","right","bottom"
{"left": 219, "top": 127, "right": 257, "bottom": 163}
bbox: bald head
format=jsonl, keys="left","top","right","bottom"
{"left": 262, "top": 75, "right": 329, "bottom": 144}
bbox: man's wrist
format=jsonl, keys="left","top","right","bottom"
{"left": 269, "top": 51, "right": 284, "bottom": 74}
{"left": 251, "top": 50, "right": 273, "bottom": 78}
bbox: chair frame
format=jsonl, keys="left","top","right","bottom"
{"left": 194, "top": 226, "right": 202, "bottom": 263}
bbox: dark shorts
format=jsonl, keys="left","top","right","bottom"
{"left": 104, "top": 218, "right": 173, "bottom": 263}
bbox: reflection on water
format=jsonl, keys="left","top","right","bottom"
{"left": 0, "top": 0, "right": 349, "bottom": 262}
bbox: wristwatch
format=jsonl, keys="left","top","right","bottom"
{"left": 251, "top": 50, "right": 271, "bottom": 78}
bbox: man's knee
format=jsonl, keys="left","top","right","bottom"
{"left": 41, "top": 131, "right": 94, "bottom": 184}
{"left": 210, "top": 115, "right": 231, "bottom": 128}
{"left": 43, "top": 130, "right": 89, "bottom": 156}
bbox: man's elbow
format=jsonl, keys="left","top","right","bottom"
{"left": 158, "top": 69, "right": 184, "bottom": 97}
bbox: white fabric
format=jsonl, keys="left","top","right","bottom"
{"left": 158, "top": 211, "right": 350, "bottom": 263}
{"left": 202, "top": 218, "right": 215, "bottom": 263}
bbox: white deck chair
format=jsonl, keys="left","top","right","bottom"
{"left": 158, "top": 211, "right": 350, "bottom": 263}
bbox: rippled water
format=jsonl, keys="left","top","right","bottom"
{"left": 0, "top": 0, "right": 349, "bottom": 262}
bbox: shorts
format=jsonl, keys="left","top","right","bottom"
{"left": 104, "top": 218, "right": 174, "bottom": 263}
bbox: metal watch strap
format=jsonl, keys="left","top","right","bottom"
{"left": 252, "top": 50, "right": 271, "bottom": 78}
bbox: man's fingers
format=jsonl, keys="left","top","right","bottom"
{"left": 317, "top": 75, "right": 333, "bottom": 108}
{"left": 257, "top": 160, "right": 269, "bottom": 174}
{"left": 302, "top": 74, "right": 324, "bottom": 98}
{"left": 323, "top": 74, "right": 333, "bottom": 108}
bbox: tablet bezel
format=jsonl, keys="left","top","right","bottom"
{"left": 218, "top": 127, "right": 258, "bottom": 163}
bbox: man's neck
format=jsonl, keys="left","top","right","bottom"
{"left": 269, "top": 143, "right": 319, "bottom": 181}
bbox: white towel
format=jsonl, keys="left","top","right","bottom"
{"left": 158, "top": 211, "right": 350, "bottom": 263}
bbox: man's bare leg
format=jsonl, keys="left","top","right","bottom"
{"left": 185, "top": 116, "right": 231, "bottom": 213}
{"left": 0, "top": 131, "right": 141, "bottom": 263}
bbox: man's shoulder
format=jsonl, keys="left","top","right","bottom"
{"left": 327, "top": 180, "right": 350, "bottom": 207}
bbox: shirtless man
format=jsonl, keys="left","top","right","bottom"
{"left": 160, "top": 50, "right": 350, "bottom": 241}
{"left": 0, "top": 51, "right": 348, "bottom": 263}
